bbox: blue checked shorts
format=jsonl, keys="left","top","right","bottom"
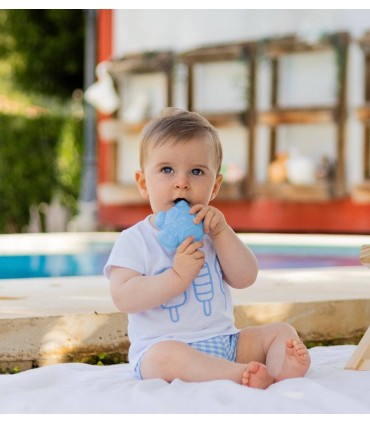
{"left": 134, "top": 332, "right": 239, "bottom": 379}
{"left": 188, "top": 333, "right": 239, "bottom": 361}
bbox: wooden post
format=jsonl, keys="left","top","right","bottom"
{"left": 345, "top": 246, "right": 370, "bottom": 370}
{"left": 335, "top": 32, "right": 349, "bottom": 197}
{"left": 364, "top": 124, "right": 370, "bottom": 179}
{"left": 246, "top": 44, "right": 257, "bottom": 196}
{"left": 187, "top": 63, "right": 194, "bottom": 111}
{"left": 269, "top": 58, "right": 279, "bottom": 164}
{"left": 345, "top": 325, "right": 370, "bottom": 371}
{"left": 360, "top": 245, "right": 370, "bottom": 268}
{"left": 364, "top": 52, "right": 370, "bottom": 179}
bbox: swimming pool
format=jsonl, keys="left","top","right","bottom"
{"left": 0, "top": 232, "right": 366, "bottom": 279}
{"left": 0, "top": 233, "right": 114, "bottom": 279}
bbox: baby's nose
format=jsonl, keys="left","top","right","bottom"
{"left": 175, "top": 175, "right": 189, "bottom": 189}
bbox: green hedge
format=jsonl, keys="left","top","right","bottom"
{"left": 0, "top": 112, "right": 83, "bottom": 233}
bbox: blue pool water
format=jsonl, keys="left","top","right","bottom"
{"left": 0, "top": 252, "right": 111, "bottom": 279}
{"left": 250, "top": 244, "right": 360, "bottom": 269}
{"left": 0, "top": 243, "right": 361, "bottom": 279}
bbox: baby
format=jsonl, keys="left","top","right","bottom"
{"left": 104, "top": 107, "right": 310, "bottom": 389}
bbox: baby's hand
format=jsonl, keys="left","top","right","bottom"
{"left": 173, "top": 236, "right": 205, "bottom": 288}
{"left": 190, "top": 204, "right": 228, "bottom": 238}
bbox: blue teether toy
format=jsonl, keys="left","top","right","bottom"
{"left": 155, "top": 200, "right": 204, "bottom": 250}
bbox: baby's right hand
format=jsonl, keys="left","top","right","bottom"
{"left": 173, "top": 236, "right": 205, "bottom": 289}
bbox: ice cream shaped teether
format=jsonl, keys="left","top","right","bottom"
{"left": 155, "top": 200, "right": 204, "bottom": 250}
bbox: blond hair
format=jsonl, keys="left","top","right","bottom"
{"left": 139, "top": 108, "right": 223, "bottom": 173}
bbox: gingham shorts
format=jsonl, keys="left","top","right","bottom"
{"left": 188, "top": 333, "right": 239, "bottom": 361}
{"left": 134, "top": 332, "right": 239, "bottom": 379}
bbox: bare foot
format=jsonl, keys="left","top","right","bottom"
{"left": 276, "top": 338, "right": 311, "bottom": 382}
{"left": 242, "top": 361, "right": 275, "bottom": 389}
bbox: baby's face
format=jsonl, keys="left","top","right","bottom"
{"left": 135, "top": 136, "right": 222, "bottom": 213}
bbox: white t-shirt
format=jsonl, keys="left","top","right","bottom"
{"left": 104, "top": 215, "right": 238, "bottom": 369}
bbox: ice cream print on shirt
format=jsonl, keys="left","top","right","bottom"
{"left": 157, "top": 258, "right": 227, "bottom": 323}
{"left": 192, "top": 262, "right": 214, "bottom": 316}
{"left": 161, "top": 292, "right": 188, "bottom": 323}
{"left": 214, "top": 256, "right": 227, "bottom": 310}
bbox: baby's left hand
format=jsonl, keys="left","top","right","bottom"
{"left": 190, "top": 204, "right": 228, "bottom": 238}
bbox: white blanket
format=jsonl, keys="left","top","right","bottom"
{"left": 0, "top": 345, "right": 369, "bottom": 413}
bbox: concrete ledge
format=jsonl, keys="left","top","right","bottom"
{"left": 1, "top": 267, "right": 369, "bottom": 370}
{"left": 0, "top": 313, "right": 129, "bottom": 371}
{"left": 234, "top": 299, "right": 370, "bottom": 341}
{"left": 1, "top": 300, "right": 368, "bottom": 372}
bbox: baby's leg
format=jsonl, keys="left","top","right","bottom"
{"left": 236, "top": 323, "right": 311, "bottom": 382}
{"left": 140, "top": 340, "right": 273, "bottom": 388}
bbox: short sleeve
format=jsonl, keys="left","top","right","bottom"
{"left": 103, "top": 226, "right": 146, "bottom": 278}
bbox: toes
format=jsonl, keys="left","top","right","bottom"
{"left": 247, "top": 361, "right": 261, "bottom": 374}
{"left": 241, "top": 375, "right": 249, "bottom": 386}
{"left": 294, "top": 342, "right": 305, "bottom": 350}
{"left": 296, "top": 345, "right": 308, "bottom": 355}
{"left": 286, "top": 339, "right": 295, "bottom": 348}
{"left": 294, "top": 342, "right": 308, "bottom": 356}
{"left": 290, "top": 338, "right": 307, "bottom": 352}
{"left": 286, "top": 338, "right": 302, "bottom": 350}
{"left": 242, "top": 362, "right": 262, "bottom": 386}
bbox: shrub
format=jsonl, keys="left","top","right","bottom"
{"left": 0, "top": 112, "right": 83, "bottom": 233}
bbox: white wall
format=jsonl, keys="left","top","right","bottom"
{"left": 113, "top": 10, "right": 370, "bottom": 55}
{"left": 111, "top": 9, "right": 370, "bottom": 188}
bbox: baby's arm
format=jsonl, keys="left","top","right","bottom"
{"left": 211, "top": 225, "right": 258, "bottom": 288}
{"left": 110, "top": 236, "right": 205, "bottom": 313}
{"left": 191, "top": 204, "right": 258, "bottom": 289}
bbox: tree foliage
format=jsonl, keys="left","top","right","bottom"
{"left": 0, "top": 10, "right": 86, "bottom": 233}
{"left": 0, "top": 112, "right": 83, "bottom": 233}
{"left": 0, "top": 9, "right": 84, "bottom": 99}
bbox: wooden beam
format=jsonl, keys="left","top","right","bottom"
{"left": 195, "top": 111, "right": 249, "bottom": 127}
{"left": 259, "top": 107, "right": 335, "bottom": 126}
{"left": 260, "top": 32, "right": 349, "bottom": 58}
{"left": 356, "top": 106, "right": 370, "bottom": 122}
{"left": 360, "top": 245, "right": 370, "bottom": 268}
{"left": 345, "top": 325, "right": 370, "bottom": 371}
{"left": 109, "top": 51, "right": 174, "bottom": 76}
{"left": 180, "top": 42, "right": 254, "bottom": 64}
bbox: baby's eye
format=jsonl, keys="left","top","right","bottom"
{"left": 161, "top": 166, "right": 173, "bottom": 174}
{"left": 191, "top": 168, "right": 203, "bottom": 176}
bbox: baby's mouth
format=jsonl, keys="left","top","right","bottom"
{"left": 173, "top": 198, "right": 189, "bottom": 205}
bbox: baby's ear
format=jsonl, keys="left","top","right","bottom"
{"left": 211, "top": 173, "right": 223, "bottom": 200}
{"left": 135, "top": 170, "right": 149, "bottom": 199}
